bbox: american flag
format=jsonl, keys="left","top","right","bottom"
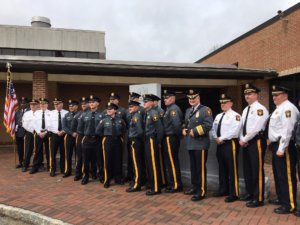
{"left": 3, "top": 67, "right": 18, "bottom": 138}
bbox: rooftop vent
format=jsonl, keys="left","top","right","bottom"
{"left": 31, "top": 16, "right": 51, "bottom": 28}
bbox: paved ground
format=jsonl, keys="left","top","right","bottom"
{"left": 0, "top": 148, "right": 299, "bottom": 225}
{"left": 0, "top": 216, "right": 31, "bottom": 225}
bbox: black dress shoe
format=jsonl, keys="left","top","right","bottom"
{"left": 126, "top": 186, "right": 141, "bottom": 192}
{"left": 274, "top": 206, "right": 294, "bottom": 214}
{"left": 29, "top": 169, "right": 38, "bottom": 174}
{"left": 225, "top": 196, "right": 238, "bottom": 203}
{"left": 81, "top": 178, "right": 89, "bottom": 185}
{"left": 294, "top": 209, "right": 300, "bottom": 217}
{"left": 146, "top": 190, "right": 161, "bottom": 196}
{"left": 74, "top": 176, "right": 82, "bottom": 181}
{"left": 191, "top": 194, "right": 205, "bottom": 201}
{"left": 99, "top": 177, "right": 104, "bottom": 183}
{"left": 246, "top": 200, "right": 264, "bottom": 208}
{"left": 104, "top": 182, "right": 110, "bottom": 188}
{"left": 22, "top": 167, "right": 28, "bottom": 172}
{"left": 165, "top": 187, "right": 183, "bottom": 193}
{"left": 62, "top": 173, "right": 71, "bottom": 178}
{"left": 16, "top": 163, "right": 23, "bottom": 169}
{"left": 184, "top": 189, "right": 197, "bottom": 195}
{"left": 213, "top": 191, "right": 228, "bottom": 197}
{"left": 50, "top": 171, "right": 56, "bottom": 177}
{"left": 239, "top": 194, "right": 253, "bottom": 201}
{"left": 268, "top": 198, "right": 281, "bottom": 205}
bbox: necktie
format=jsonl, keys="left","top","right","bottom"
{"left": 90, "top": 112, "right": 95, "bottom": 135}
{"left": 216, "top": 112, "right": 225, "bottom": 137}
{"left": 42, "top": 111, "right": 45, "bottom": 129}
{"left": 243, "top": 106, "right": 250, "bottom": 136}
{"left": 189, "top": 107, "right": 195, "bottom": 118}
{"left": 58, "top": 111, "right": 62, "bottom": 131}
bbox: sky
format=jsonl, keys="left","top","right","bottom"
{"left": 0, "top": 0, "right": 299, "bottom": 63}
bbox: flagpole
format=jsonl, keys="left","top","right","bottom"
{"left": 6, "top": 62, "right": 17, "bottom": 167}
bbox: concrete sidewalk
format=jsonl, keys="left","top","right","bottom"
{"left": 0, "top": 148, "right": 299, "bottom": 225}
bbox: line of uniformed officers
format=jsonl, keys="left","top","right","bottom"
{"left": 14, "top": 84, "right": 300, "bottom": 216}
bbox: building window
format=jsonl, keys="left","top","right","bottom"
{"left": 28, "top": 50, "right": 39, "bottom": 56}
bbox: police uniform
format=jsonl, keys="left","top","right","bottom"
{"left": 62, "top": 100, "right": 79, "bottom": 177}
{"left": 212, "top": 94, "right": 242, "bottom": 202}
{"left": 126, "top": 100, "right": 144, "bottom": 192}
{"left": 22, "top": 99, "right": 38, "bottom": 172}
{"left": 162, "top": 90, "right": 183, "bottom": 193}
{"left": 183, "top": 89, "right": 213, "bottom": 201}
{"left": 15, "top": 97, "right": 30, "bottom": 168}
{"left": 81, "top": 96, "right": 104, "bottom": 185}
{"left": 96, "top": 102, "right": 126, "bottom": 188}
{"left": 268, "top": 85, "right": 299, "bottom": 214}
{"left": 48, "top": 98, "right": 68, "bottom": 177}
{"left": 240, "top": 84, "right": 269, "bottom": 207}
{"left": 143, "top": 94, "right": 164, "bottom": 195}
{"left": 71, "top": 97, "right": 89, "bottom": 181}
{"left": 30, "top": 98, "right": 52, "bottom": 174}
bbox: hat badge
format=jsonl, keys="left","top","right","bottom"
{"left": 22, "top": 97, "right": 25, "bottom": 100}
{"left": 189, "top": 89, "right": 194, "bottom": 94}
{"left": 68, "top": 100, "right": 72, "bottom": 103}
{"left": 164, "top": 90, "right": 167, "bottom": 94}
{"left": 55, "top": 98, "right": 57, "bottom": 101}
{"left": 221, "top": 94, "right": 225, "bottom": 98}
{"left": 41, "top": 98, "right": 44, "bottom": 101}
{"left": 272, "top": 85, "right": 276, "bottom": 90}
{"left": 82, "top": 97, "right": 85, "bottom": 100}
{"left": 90, "top": 95, "right": 93, "bottom": 99}
{"left": 245, "top": 84, "right": 249, "bottom": 88}
{"left": 111, "top": 93, "right": 115, "bottom": 96}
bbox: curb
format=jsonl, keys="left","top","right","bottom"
{"left": 0, "top": 204, "right": 72, "bottom": 225}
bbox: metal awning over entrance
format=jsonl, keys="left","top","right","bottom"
{"left": 0, "top": 55, "right": 277, "bottom": 80}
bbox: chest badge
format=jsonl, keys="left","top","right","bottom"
{"left": 195, "top": 111, "right": 199, "bottom": 118}
{"left": 171, "top": 110, "right": 177, "bottom": 117}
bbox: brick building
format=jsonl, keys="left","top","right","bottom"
{"left": 197, "top": 2, "right": 300, "bottom": 110}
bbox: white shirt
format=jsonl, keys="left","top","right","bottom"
{"left": 34, "top": 109, "right": 52, "bottom": 134}
{"left": 212, "top": 108, "right": 242, "bottom": 141}
{"left": 22, "top": 110, "right": 36, "bottom": 133}
{"left": 240, "top": 100, "right": 269, "bottom": 143}
{"left": 48, "top": 109, "right": 68, "bottom": 134}
{"left": 269, "top": 100, "right": 299, "bottom": 153}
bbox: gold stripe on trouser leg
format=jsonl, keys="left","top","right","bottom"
{"left": 159, "top": 146, "right": 166, "bottom": 185}
{"left": 102, "top": 137, "right": 107, "bottom": 183}
{"left": 23, "top": 135, "right": 26, "bottom": 162}
{"left": 231, "top": 140, "right": 239, "bottom": 196}
{"left": 75, "top": 136, "right": 78, "bottom": 167}
{"left": 257, "top": 139, "right": 263, "bottom": 202}
{"left": 131, "top": 141, "right": 139, "bottom": 189}
{"left": 167, "top": 136, "right": 178, "bottom": 189}
{"left": 49, "top": 137, "right": 52, "bottom": 171}
{"left": 201, "top": 150, "right": 205, "bottom": 197}
{"left": 285, "top": 148, "right": 295, "bottom": 211}
{"left": 150, "top": 138, "right": 158, "bottom": 192}
{"left": 81, "top": 136, "right": 86, "bottom": 176}
{"left": 64, "top": 134, "right": 68, "bottom": 173}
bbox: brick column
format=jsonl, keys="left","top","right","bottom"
{"left": 254, "top": 79, "right": 269, "bottom": 110}
{"left": 32, "top": 71, "right": 48, "bottom": 100}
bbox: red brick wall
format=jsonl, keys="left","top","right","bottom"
{"left": 199, "top": 9, "right": 300, "bottom": 73}
{"left": 32, "top": 71, "right": 48, "bottom": 100}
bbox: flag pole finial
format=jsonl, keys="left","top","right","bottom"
{"left": 6, "top": 62, "right": 12, "bottom": 72}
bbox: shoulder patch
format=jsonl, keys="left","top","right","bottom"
{"left": 206, "top": 107, "right": 212, "bottom": 116}
{"left": 285, "top": 110, "right": 291, "bottom": 118}
{"left": 171, "top": 109, "right": 177, "bottom": 117}
{"left": 257, "top": 109, "right": 263, "bottom": 116}
{"left": 236, "top": 115, "right": 241, "bottom": 121}
{"left": 133, "top": 117, "right": 138, "bottom": 123}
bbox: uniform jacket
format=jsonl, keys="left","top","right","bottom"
{"left": 128, "top": 110, "right": 144, "bottom": 139}
{"left": 48, "top": 109, "right": 68, "bottom": 134}
{"left": 163, "top": 103, "right": 183, "bottom": 137}
{"left": 184, "top": 104, "right": 213, "bottom": 150}
{"left": 34, "top": 109, "right": 52, "bottom": 134}
{"left": 82, "top": 110, "right": 104, "bottom": 136}
{"left": 63, "top": 111, "right": 80, "bottom": 135}
{"left": 22, "top": 110, "right": 37, "bottom": 133}
{"left": 145, "top": 107, "right": 164, "bottom": 143}
{"left": 72, "top": 110, "right": 88, "bottom": 134}
{"left": 96, "top": 116, "right": 126, "bottom": 137}
{"left": 15, "top": 108, "right": 30, "bottom": 137}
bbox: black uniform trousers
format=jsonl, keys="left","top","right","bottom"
{"left": 82, "top": 136, "right": 102, "bottom": 180}
{"left": 75, "top": 134, "right": 84, "bottom": 178}
{"left": 23, "top": 132, "right": 34, "bottom": 168}
{"left": 189, "top": 149, "right": 208, "bottom": 197}
{"left": 49, "top": 133, "right": 65, "bottom": 173}
{"left": 16, "top": 136, "right": 24, "bottom": 165}
{"left": 162, "top": 135, "right": 182, "bottom": 190}
{"left": 216, "top": 139, "right": 239, "bottom": 197}
{"left": 32, "top": 134, "right": 49, "bottom": 171}
{"left": 126, "top": 136, "right": 134, "bottom": 181}
{"left": 129, "top": 137, "right": 143, "bottom": 188}
{"left": 145, "top": 135, "right": 162, "bottom": 193}
{"left": 64, "top": 134, "right": 76, "bottom": 175}
{"left": 102, "top": 136, "right": 123, "bottom": 184}
{"left": 271, "top": 141, "right": 297, "bottom": 211}
{"left": 243, "top": 136, "right": 266, "bottom": 202}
